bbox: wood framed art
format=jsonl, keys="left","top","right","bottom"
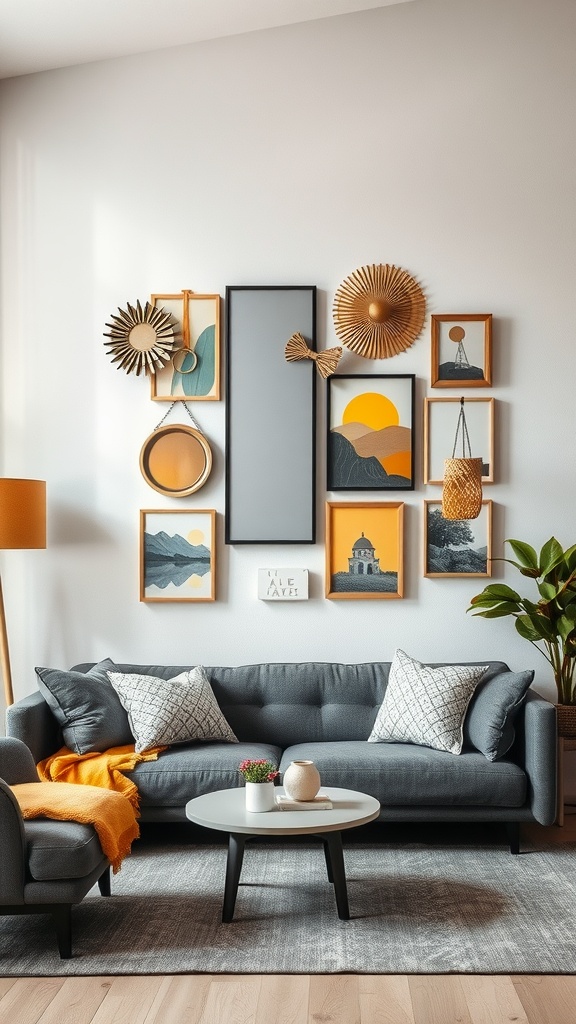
{"left": 225, "top": 285, "right": 316, "bottom": 544}
{"left": 424, "top": 499, "right": 492, "bottom": 578}
{"left": 139, "top": 424, "right": 212, "bottom": 497}
{"left": 424, "top": 396, "right": 494, "bottom": 485}
{"left": 431, "top": 314, "right": 492, "bottom": 388}
{"left": 325, "top": 502, "right": 404, "bottom": 600}
{"left": 140, "top": 509, "right": 216, "bottom": 602}
{"left": 327, "top": 374, "right": 415, "bottom": 491}
{"left": 150, "top": 291, "right": 220, "bottom": 401}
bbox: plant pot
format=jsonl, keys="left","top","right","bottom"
{"left": 556, "top": 704, "right": 576, "bottom": 738}
{"left": 283, "top": 760, "right": 321, "bottom": 801}
{"left": 245, "top": 781, "right": 276, "bottom": 812}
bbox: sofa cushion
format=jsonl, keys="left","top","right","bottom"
{"left": 280, "top": 741, "right": 527, "bottom": 808}
{"left": 24, "top": 818, "right": 106, "bottom": 880}
{"left": 35, "top": 659, "right": 133, "bottom": 755}
{"left": 127, "top": 742, "right": 283, "bottom": 807}
{"left": 368, "top": 650, "right": 488, "bottom": 755}
{"left": 464, "top": 667, "right": 535, "bottom": 761}
{"left": 108, "top": 667, "right": 238, "bottom": 753}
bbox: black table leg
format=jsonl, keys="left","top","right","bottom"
{"left": 222, "top": 833, "right": 246, "bottom": 922}
{"left": 321, "top": 832, "right": 349, "bottom": 920}
{"left": 322, "top": 839, "right": 334, "bottom": 883}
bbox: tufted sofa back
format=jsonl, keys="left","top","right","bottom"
{"left": 71, "top": 660, "right": 508, "bottom": 746}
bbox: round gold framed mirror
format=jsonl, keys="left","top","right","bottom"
{"left": 140, "top": 424, "right": 212, "bottom": 497}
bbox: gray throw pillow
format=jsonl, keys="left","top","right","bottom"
{"left": 463, "top": 668, "right": 534, "bottom": 761}
{"left": 108, "top": 666, "right": 238, "bottom": 753}
{"left": 368, "top": 649, "right": 488, "bottom": 755}
{"left": 35, "top": 658, "right": 133, "bottom": 755}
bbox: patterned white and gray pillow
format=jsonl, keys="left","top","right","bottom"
{"left": 368, "top": 649, "right": 488, "bottom": 755}
{"left": 108, "top": 667, "right": 238, "bottom": 753}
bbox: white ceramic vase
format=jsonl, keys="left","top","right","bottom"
{"left": 245, "top": 781, "right": 276, "bottom": 812}
{"left": 283, "top": 760, "right": 321, "bottom": 801}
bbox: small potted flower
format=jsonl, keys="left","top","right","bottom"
{"left": 238, "top": 758, "right": 279, "bottom": 812}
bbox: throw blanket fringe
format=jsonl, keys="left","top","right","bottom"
{"left": 12, "top": 781, "right": 140, "bottom": 873}
{"left": 37, "top": 744, "right": 166, "bottom": 815}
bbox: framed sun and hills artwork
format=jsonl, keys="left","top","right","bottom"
{"left": 327, "top": 375, "right": 415, "bottom": 491}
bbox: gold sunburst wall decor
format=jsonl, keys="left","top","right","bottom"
{"left": 104, "top": 300, "right": 176, "bottom": 376}
{"left": 333, "top": 264, "right": 426, "bottom": 359}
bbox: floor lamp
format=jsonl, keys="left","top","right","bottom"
{"left": 0, "top": 478, "right": 46, "bottom": 707}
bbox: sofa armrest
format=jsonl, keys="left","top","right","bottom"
{"left": 0, "top": 779, "right": 26, "bottom": 904}
{"left": 6, "top": 691, "right": 62, "bottom": 764}
{"left": 520, "top": 689, "right": 557, "bottom": 825}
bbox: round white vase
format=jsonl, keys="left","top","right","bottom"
{"left": 245, "top": 781, "right": 276, "bottom": 812}
{"left": 283, "top": 760, "right": 321, "bottom": 801}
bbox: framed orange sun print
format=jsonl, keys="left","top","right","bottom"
{"left": 325, "top": 502, "right": 404, "bottom": 600}
{"left": 327, "top": 375, "right": 415, "bottom": 491}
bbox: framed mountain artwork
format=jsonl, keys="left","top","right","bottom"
{"left": 327, "top": 375, "right": 415, "bottom": 491}
{"left": 140, "top": 509, "right": 216, "bottom": 602}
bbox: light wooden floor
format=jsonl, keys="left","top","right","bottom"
{"left": 2, "top": 815, "right": 575, "bottom": 1024}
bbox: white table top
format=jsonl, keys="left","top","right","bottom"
{"left": 185, "top": 786, "right": 381, "bottom": 836}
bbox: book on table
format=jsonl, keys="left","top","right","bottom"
{"left": 275, "top": 793, "right": 333, "bottom": 811}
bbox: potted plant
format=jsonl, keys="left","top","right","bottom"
{"left": 467, "top": 536, "right": 576, "bottom": 732}
{"left": 238, "top": 758, "right": 279, "bottom": 812}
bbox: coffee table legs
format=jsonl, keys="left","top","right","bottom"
{"left": 321, "top": 832, "right": 350, "bottom": 920}
{"left": 222, "top": 831, "right": 350, "bottom": 922}
{"left": 222, "top": 833, "right": 246, "bottom": 923}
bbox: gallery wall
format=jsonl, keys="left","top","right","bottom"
{"left": 1, "top": 0, "right": 575, "bottom": 713}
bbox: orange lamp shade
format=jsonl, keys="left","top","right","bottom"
{"left": 0, "top": 479, "right": 46, "bottom": 549}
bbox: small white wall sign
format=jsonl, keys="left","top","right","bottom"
{"left": 258, "top": 568, "right": 309, "bottom": 601}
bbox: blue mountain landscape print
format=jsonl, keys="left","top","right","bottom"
{"left": 144, "top": 530, "right": 211, "bottom": 589}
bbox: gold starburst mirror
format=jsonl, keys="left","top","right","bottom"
{"left": 104, "top": 300, "right": 176, "bottom": 375}
{"left": 333, "top": 264, "right": 426, "bottom": 359}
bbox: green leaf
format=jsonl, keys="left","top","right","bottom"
{"left": 515, "top": 616, "right": 543, "bottom": 642}
{"left": 558, "top": 614, "right": 576, "bottom": 642}
{"left": 470, "top": 602, "right": 521, "bottom": 618}
{"left": 506, "top": 538, "right": 538, "bottom": 570}
{"left": 472, "top": 583, "right": 522, "bottom": 602}
{"left": 524, "top": 610, "right": 556, "bottom": 640}
{"left": 538, "top": 581, "right": 557, "bottom": 601}
{"left": 539, "top": 537, "right": 564, "bottom": 577}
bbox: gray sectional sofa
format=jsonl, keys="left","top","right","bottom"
{"left": 6, "top": 659, "right": 558, "bottom": 852}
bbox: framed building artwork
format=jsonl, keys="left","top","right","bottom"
{"left": 431, "top": 314, "right": 492, "bottom": 388}
{"left": 325, "top": 502, "right": 404, "bottom": 600}
{"left": 327, "top": 374, "right": 415, "bottom": 491}
{"left": 225, "top": 285, "right": 316, "bottom": 544}
{"left": 150, "top": 290, "right": 221, "bottom": 401}
{"left": 424, "top": 500, "right": 493, "bottom": 578}
{"left": 424, "top": 396, "right": 495, "bottom": 485}
{"left": 140, "top": 509, "right": 216, "bottom": 602}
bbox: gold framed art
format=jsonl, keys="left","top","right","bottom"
{"left": 140, "top": 509, "right": 216, "bottom": 602}
{"left": 431, "top": 314, "right": 492, "bottom": 388}
{"left": 150, "top": 290, "right": 221, "bottom": 401}
{"left": 325, "top": 501, "right": 404, "bottom": 600}
{"left": 424, "top": 500, "right": 493, "bottom": 578}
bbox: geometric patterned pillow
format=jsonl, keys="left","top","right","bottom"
{"left": 107, "top": 667, "right": 238, "bottom": 754}
{"left": 368, "top": 649, "right": 488, "bottom": 755}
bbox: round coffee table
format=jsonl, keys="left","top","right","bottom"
{"left": 185, "top": 786, "right": 380, "bottom": 922}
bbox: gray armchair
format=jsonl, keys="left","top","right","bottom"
{"left": 0, "top": 737, "right": 111, "bottom": 958}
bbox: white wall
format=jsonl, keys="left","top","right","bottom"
{"left": 1, "top": 0, "right": 575, "bottom": 716}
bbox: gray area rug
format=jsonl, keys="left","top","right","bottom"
{"left": 2, "top": 827, "right": 575, "bottom": 975}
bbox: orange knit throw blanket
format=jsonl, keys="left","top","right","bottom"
{"left": 12, "top": 781, "right": 140, "bottom": 873}
{"left": 37, "top": 744, "right": 166, "bottom": 815}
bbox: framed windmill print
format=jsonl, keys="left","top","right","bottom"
{"left": 150, "top": 290, "right": 221, "bottom": 401}
{"left": 424, "top": 500, "right": 492, "bottom": 577}
{"left": 325, "top": 502, "right": 404, "bottom": 599}
{"left": 327, "top": 374, "right": 415, "bottom": 491}
{"left": 140, "top": 509, "right": 216, "bottom": 602}
{"left": 424, "top": 396, "right": 494, "bottom": 485}
{"left": 431, "top": 314, "right": 492, "bottom": 388}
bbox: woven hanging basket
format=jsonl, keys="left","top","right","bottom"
{"left": 442, "top": 457, "right": 483, "bottom": 520}
{"left": 556, "top": 704, "right": 576, "bottom": 737}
